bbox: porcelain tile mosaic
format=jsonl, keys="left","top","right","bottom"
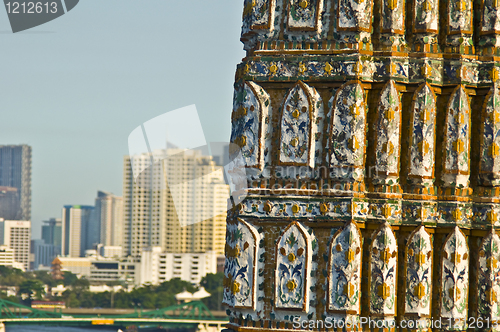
{"left": 225, "top": 0, "right": 500, "bottom": 330}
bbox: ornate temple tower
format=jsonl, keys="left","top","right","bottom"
{"left": 223, "top": 0, "right": 500, "bottom": 331}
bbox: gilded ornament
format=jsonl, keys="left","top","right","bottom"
{"left": 454, "top": 140, "right": 465, "bottom": 154}
{"left": 487, "top": 257, "right": 498, "bottom": 269}
{"left": 386, "top": 109, "right": 395, "bottom": 122}
{"left": 491, "top": 143, "right": 500, "bottom": 158}
{"left": 418, "top": 207, "right": 427, "bottom": 219}
{"left": 232, "top": 281, "right": 241, "bottom": 294}
{"left": 451, "top": 252, "right": 461, "bottom": 263}
{"left": 288, "top": 252, "right": 296, "bottom": 262}
{"left": 417, "top": 252, "right": 426, "bottom": 265}
{"left": 453, "top": 208, "right": 462, "bottom": 221}
{"left": 350, "top": 104, "right": 360, "bottom": 117}
{"left": 459, "top": 0, "right": 467, "bottom": 11}
{"left": 490, "top": 111, "right": 500, "bottom": 123}
{"left": 299, "top": 0, "right": 309, "bottom": 8}
{"left": 377, "top": 283, "right": 390, "bottom": 299}
{"left": 448, "top": 287, "right": 460, "bottom": 300}
{"left": 387, "top": 0, "right": 397, "bottom": 10}
{"left": 458, "top": 112, "right": 465, "bottom": 124}
{"left": 344, "top": 282, "right": 355, "bottom": 298}
{"left": 421, "top": 109, "right": 431, "bottom": 123}
{"left": 488, "top": 210, "right": 498, "bottom": 223}
{"left": 287, "top": 279, "right": 297, "bottom": 291}
{"left": 263, "top": 201, "right": 273, "bottom": 214}
{"left": 349, "top": 136, "right": 359, "bottom": 150}
{"left": 269, "top": 63, "right": 278, "bottom": 75}
{"left": 382, "top": 204, "right": 392, "bottom": 219}
{"left": 291, "top": 138, "right": 299, "bottom": 147}
{"left": 491, "top": 67, "right": 500, "bottom": 82}
{"left": 292, "top": 109, "right": 300, "bottom": 119}
{"left": 292, "top": 204, "right": 300, "bottom": 214}
{"left": 418, "top": 141, "right": 430, "bottom": 155}
{"left": 380, "top": 248, "right": 392, "bottom": 264}
{"left": 298, "top": 62, "right": 307, "bottom": 75}
{"left": 415, "top": 282, "right": 426, "bottom": 299}
{"left": 487, "top": 289, "right": 498, "bottom": 303}
{"left": 324, "top": 62, "right": 333, "bottom": 75}
{"left": 423, "top": 0, "right": 432, "bottom": 12}
{"left": 320, "top": 202, "right": 329, "bottom": 215}
{"left": 346, "top": 248, "right": 355, "bottom": 263}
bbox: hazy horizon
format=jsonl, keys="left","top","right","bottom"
{"left": 0, "top": 1, "right": 245, "bottom": 238}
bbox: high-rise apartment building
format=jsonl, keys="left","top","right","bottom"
{"left": 123, "top": 149, "right": 228, "bottom": 258}
{"left": 0, "top": 220, "right": 31, "bottom": 270}
{"left": 61, "top": 205, "right": 95, "bottom": 257}
{"left": 94, "top": 191, "right": 123, "bottom": 247}
{"left": 0, "top": 145, "right": 31, "bottom": 221}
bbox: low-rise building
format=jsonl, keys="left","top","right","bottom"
{"left": 54, "top": 255, "right": 140, "bottom": 285}
{"left": 56, "top": 256, "right": 93, "bottom": 277}
{"left": 0, "top": 220, "right": 31, "bottom": 271}
{"left": 0, "top": 245, "right": 24, "bottom": 271}
{"left": 139, "top": 248, "right": 219, "bottom": 285}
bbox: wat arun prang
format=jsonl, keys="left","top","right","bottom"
{"left": 222, "top": 0, "right": 500, "bottom": 330}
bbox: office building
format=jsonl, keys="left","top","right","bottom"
{"left": 122, "top": 149, "right": 228, "bottom": 258}
{"left": 0, "top": 220, "right": 30, "bottom": 270}
{"left": 32, "top": 239, "right": 59, "bottom": 270}
{"left": 0, "top": 145, "right": 31, "bottom": 221}
{"left": 41, "top": 218, "right": 62, "bottom": 249}
{"left": 94, "top": 191, "right": 123, "bottom": 247}
{"left": 61, "top": 205, "right": 96, "bottom": 257}
{"left": 0, "top": 187, "right": 20, "bottom": 220}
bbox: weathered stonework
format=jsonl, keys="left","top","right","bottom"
{"left": 224, "top": 0, "right": 500, "bottom": 330}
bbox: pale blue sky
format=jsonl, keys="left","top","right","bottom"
{"left": 0, "top": 1, "right": 246, "bottom": 238}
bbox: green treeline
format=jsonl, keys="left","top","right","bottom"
{"left": 0, "top": 266, "right": 224, "bottom": 311}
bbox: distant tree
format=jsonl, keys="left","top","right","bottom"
{"left": 72, "top": 277, "right": 90, "bottom": 295}
{"left": 154, "top": 292, "right": 176, "bottom": 308}
{"left": 63, "top": 291, "right": 80, "bottom": 308}
{"left": 79, "top": 292, "right": 96, "bottom": 308}
{"left": 113, "top": 291, "right": 132, "bottom": 309}
{"left": 200, "top": 273, "right": 223, "bottom": 293}
{"left": 33, "top": 271, "right": 57, "bottom": 287}
{"left": 156, "top": 278, "right": 196, "bottom": 294}
{"left": 62, "top": 271, "right": 78, "bottom": 286}
{"left": 200, "top": 273, "right": 224, "bottom": 311}
{"left": 0, "top": 291, "right": 19, "bottom": 303}
{"left": 92, "top": 292, "right": 111, "bottom": 308}
{"left": 18, "top": 279, "right": 45, "bottom": 300}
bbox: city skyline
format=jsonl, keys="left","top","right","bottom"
{"left": 0, "top": 0, "right": 245, "bottom": 238}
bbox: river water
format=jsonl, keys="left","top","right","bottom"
{"left": 7, "top": 327, "right": 120, "bottom": 332}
